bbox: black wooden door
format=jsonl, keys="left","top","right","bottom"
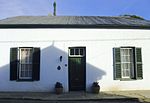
{"left": 69, "top": 57, "right": 86, "bottom": 91}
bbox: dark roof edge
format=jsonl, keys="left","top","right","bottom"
{"left": 0, "top": 24, "right": 150, "bottom": 29}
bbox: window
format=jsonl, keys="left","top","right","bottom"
{"left": 113, "top": 47, "right": 143, "bottom": 80}
{"left": 120, "top": 48, "right": 134, "bottom": 78}
{"left": 10, "top": 47, "right": 40, "bottom": 81}
{"left": 19, "top": 48, "right": 33, "bottom": 79}
{"left": 69, "top": 48, "right": 85, "bottom": 57}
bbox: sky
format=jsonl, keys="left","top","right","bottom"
{"left": 0, "top": 0, "right": 150, "bottom": 20}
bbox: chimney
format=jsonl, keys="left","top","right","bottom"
{"left": 53, "top": 0, "right": 56, "bottom": 16}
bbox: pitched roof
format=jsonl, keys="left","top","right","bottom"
{"left": 0, "top": 16, "right": 150, "bottom": 29}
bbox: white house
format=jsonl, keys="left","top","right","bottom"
{"left": 0, "top": 16, "right": 150, "bottom": 92}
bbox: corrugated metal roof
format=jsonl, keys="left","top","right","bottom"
{"left": 0, "top": 16, "right": 150, "bottom": 29}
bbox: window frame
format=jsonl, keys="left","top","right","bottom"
{"left": 19, "top": 47, "right": 33, "bottom": 80}
{"left": 10, "top": 47, "right": 40, "bottom": 81}
{"left": 69, "top": 47, "right": 85, "bottom": 57}
{"left": 120, "top": 48, "right": 134, "bottom": 79}
{"left": 113, "top": 46, "right": 143, "bottom": 81}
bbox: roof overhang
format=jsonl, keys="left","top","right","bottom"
{"left": 0, "top": 24, "right": 150, "bottom": 29}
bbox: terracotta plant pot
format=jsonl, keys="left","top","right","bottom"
{"left": 55, "top": 82, "right": 63, "bottom": 94}
{"left": 92, "top": 82, "right": 100, "bottom": 94}
{"left": 55, "top": 87, "right": 63, "bottom": 94}
{"left": 92, "top": 86, "right": 100, "bottom": 94}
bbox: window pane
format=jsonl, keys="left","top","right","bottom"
{"left": 75, "top": 49, "right": 79, "bottom": 55}
{"left": 80, "top": 49, "right": 84, "bottom": 55}
{"left": 29, "top": 71, "right": 32, "bottom": 77}
{"left": 70, "top": 49, "right": 74, "bottom": 55}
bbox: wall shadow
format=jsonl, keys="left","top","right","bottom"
{"left": 86, "top": 63, "right": 106, "bottom": 92}
{"left": 41, "top": 43, "right": 106, "bottom": 92}
{"left": 41, "top": 43, "right": 69, "bottom": 92}
{"left": 0, "top": 43, "right": 106, "bottom": 92}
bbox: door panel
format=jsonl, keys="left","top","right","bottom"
{"left": 69, "top": 47, "right": 86, "bottom": 91}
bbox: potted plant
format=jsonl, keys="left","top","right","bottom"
{"left": 92, "top": 82, "right": 100, "bottom": 94}
{"left": 55, "top": 82, "right": 63, "bottom": 94}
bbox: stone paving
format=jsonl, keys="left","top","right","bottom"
{"left": 0, "top": 90, "right": 149, "bottom": 102}
{"left": 105, "top": 90, "right": 150, "bottom": 102}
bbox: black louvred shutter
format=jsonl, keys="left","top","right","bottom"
{"left": 32, "top": 48, "right": 40, "bottom": 81}
{"left": 113, "top": 48, "right": 121, "bottom": 80}
{"left": 135, "top": 48, "right": 143, "bottom": 79}
{"left": 10, "top": 48, "right": 18, "bottom": 80}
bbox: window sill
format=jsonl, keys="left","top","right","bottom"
{"left": 120, "top": 78, "right": 136, "bottom": 81}
{"left": 16, "top": 79, "right": 34, "bottom": 82}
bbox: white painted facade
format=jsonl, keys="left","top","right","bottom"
{"left": 0, "top": 28, "right": 150, "bottom": 92}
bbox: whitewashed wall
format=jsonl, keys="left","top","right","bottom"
{"left": 0, "top": 29, "right": 150, "bottom": 92}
